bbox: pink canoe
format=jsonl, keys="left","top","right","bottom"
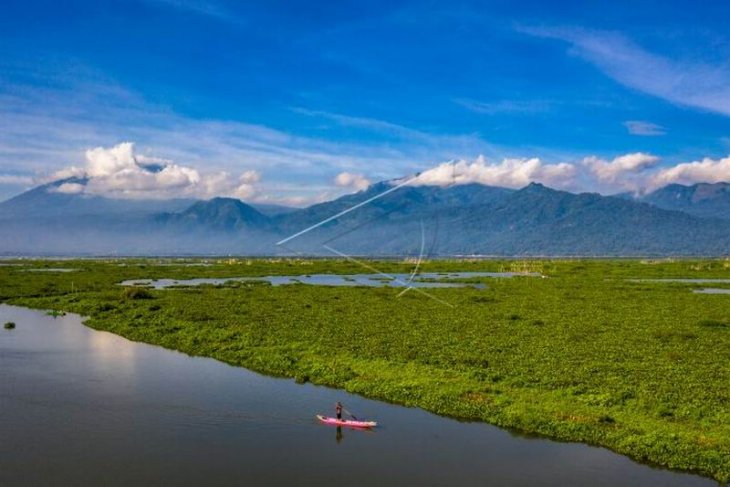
{"left": 316, "top": 415, "right": 377, "bottom": 428}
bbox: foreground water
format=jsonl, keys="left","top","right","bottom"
{"left": 0, "top": 305, "right": 713, "bottom": 486}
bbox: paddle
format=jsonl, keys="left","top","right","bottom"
{"left": 342, "top": 406, "right": 358, "bottom": 421}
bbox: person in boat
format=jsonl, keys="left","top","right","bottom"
{"left": 335, "top": 401, "right": 343, "bottom": 420}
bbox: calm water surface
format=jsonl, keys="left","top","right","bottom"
{"left": 693, "top": 288, "right": 730, "bottom": 294}
{"left": 121, "top": 272, "right": 536, "bottom": 289}
{"left": 628, "top": 278, "right": 730, "bottom": 283}
{"left": 0, "top": 305, "right": 714, "bottom": 486}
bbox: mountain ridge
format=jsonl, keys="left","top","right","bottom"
{"left": 1, "top": 178, "right": 729, "bottom": 256}
{"left": 639, "top": 182, "right": 730, "bottom": 220}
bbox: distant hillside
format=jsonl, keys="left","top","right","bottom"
{"left": 281, "top": 183, "right": 730, "bottom": 256}
{"left": 0, "top": 178, "right": 194, "bottom": 218}
{"left": 251, "top": 203, "right": 297, "bottom": 217}
{"left": 275, "top": 182, "right": 513, "bottom": 235}
{"left": 640, "top": 182, "right": 730, "bottom": 220}
{"left": 1, "top": 178, "right": 729, "bottom": 256}
{"left": 158, "top": 197, "right": 271, "bottom": 232}
{"left": 445, "top": 183, "right": 730, "bottom": 255}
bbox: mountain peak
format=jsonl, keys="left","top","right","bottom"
{"left": 641, "top": 181, "right": 730, "bottom": 220}
{"left": 166, "top": 197, "right": 270, "bottom": 231}
{"left": 517, "top": 181, "right": 556, "bottom": 195}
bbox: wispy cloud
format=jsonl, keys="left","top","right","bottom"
{"left": 0, "top": 174, "right": 34, "bottom": 185}
{"left": 454, "top": 98, "right": 552, "bottom": 115}
{"left": 0, "top": 74, "right": 511, "bottom": 204}
{"left": 292, "top": 107, "right": 433, "bottom": 140}
{"left": 624, "top": 120, "right": 666, "bottom": 136}
{"left": 334, "top": 172, "right": 371, "bottom": 191}
{"left": 3, "top": 52, "right": 728, "bottom": 204}
{"left": 521, "top": 26, "right": 730, "bottom": 116}
{"left": 142, "top": 0, "right": 242, "bottom": 23}
{"left": 290, "top": 107, "right": 497, "bottom": 154}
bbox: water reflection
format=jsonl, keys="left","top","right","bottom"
{"left": 121, "top": 272, "right": 539, "bottom": 290}
{"left": 693, "top": 288, "right": 730, "bottom": 294}
{"left": 628, "top": 278, "right": 730, "bottom": 283}
{"left": 0, "top": 304, "right": 714, "bottom": 487}
{"left": 23, "top": 268, "right": 78, "bottom": 272}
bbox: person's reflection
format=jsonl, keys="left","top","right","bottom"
{"left": 336, "top": 426, "right": 343, "bottom": 443}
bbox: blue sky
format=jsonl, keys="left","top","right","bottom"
{"left": 1, "top": 0, "right": 730, "bottom": 204}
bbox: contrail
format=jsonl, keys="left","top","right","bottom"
{"left": 276, "top": 174, "right": 420, "bottom": 246}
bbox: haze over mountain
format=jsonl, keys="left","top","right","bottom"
{"left": 1, "top": 178, "right": 729, "bottom": 256}
{"left": 638, "top": 182, "right": 730, "bottom": 220}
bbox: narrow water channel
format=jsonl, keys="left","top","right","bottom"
{"left": 0, "top": 304, "right": 714, "bottom": 486}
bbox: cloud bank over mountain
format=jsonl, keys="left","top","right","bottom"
{"left": 648, "top": 156, "right": 730, "bottom": 189}
{"left": 48, "top": 142, "right": 261, "bottom": 200}
{"left": 407, "top": 152, "right": 730, "bottom": 195}
{"left": 29, "top": 142, "right": 730, "bottom": 202}
{"left": 407, "top": 156, "right": 576, "bottom": 190}
{"left": 334, "top": 172, "right": 372, "bottom": 191}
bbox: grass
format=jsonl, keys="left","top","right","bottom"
{"left": 0, "top": 257, "right": 728, "bottom": 482}
{"left": 122, "top": 286, "right": 154, "bottom": 300}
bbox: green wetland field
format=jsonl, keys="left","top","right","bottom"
{"left": 1, "top": 258, "right": 728, "bottom": 482}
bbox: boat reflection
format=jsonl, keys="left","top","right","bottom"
{"left": 332, "top": 424, "right": 376, "bottom": 444}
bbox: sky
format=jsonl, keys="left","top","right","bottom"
{"left": 1, "top": 0, "right": 730, "bottom": 205}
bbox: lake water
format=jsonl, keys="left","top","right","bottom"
{"left": 626, "top": 279, "right": 730, "bottom": 295}
{"left": 23, "top": 268, "right": 78, "bottom": 272}
{"left": 0, "top": 305, "right": 713, "bottom": 486}
{"left": 121, "top": 272, "right": 536, "bottom": 290}
{"left": 693, "top": 288, "right": 730, "bottom": 294}
{"left": 628, "top": 278, "right": 730, "bottom": 283}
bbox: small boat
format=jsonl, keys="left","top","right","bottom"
{"left": 316, "top": 414, "right": 377, "bottom": 428}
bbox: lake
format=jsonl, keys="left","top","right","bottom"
{"left": 0, "top": 304, "right": 713, "bottom": 486}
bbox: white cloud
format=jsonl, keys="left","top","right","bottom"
{"left": 256, "top": 193, "right": 332, "bottom": 208}
{"left": 84, "top": 142, "right": 139, "bottom": 177}
{"left": 53, "top": 182, "right": 85, "bottom": 194}
{"left": 18, "top": 140, "right": 730, "bottom": 204}
{"left": 1, "top": 63, "right": 728, "bottom": 205}
{"left": 334, "top": 172, "right": 371, "bottom": 191}
{"left": 624, "top": 120, "right": 665, "bottom": 136}
{"left": 0, "top": 174, "right": 34, "bottom": 185}
{"left": 0, "top": 82, "right": 501, "bottom": 204}
{"left": 195, "top": 169, "right": 261, "bottom": 200}
{"left": 401, "top": 151, "right": 730, "bottom": 196}
{"left": 647, "top": 156, "right": 730, "bottom": 190}
{"left": 50, "top": 142, "right": 263, "bottom": 200}
{"left": 581, "top": 152, "right": 730, "bottom": 193}
{"left": 407, "top": 156, "right": 577, "bottom": 189}
{"left": 584, "top": 152, "right": 659, "bottom": 183}
{"left": 522, "top": 26, "right": 730, "bottom": 116}
{"left": 582, "top": 152, "right": 660, "bottom": 193}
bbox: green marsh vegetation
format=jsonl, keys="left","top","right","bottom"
{"left": 0, "top": 258, "right": 728, "bottom": 482}
{"left": 4, "top": 321, "right": 15, "bottom": 329}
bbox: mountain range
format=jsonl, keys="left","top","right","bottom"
{"left": 0, "top": 178, "right": 728, "bottom": 256}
